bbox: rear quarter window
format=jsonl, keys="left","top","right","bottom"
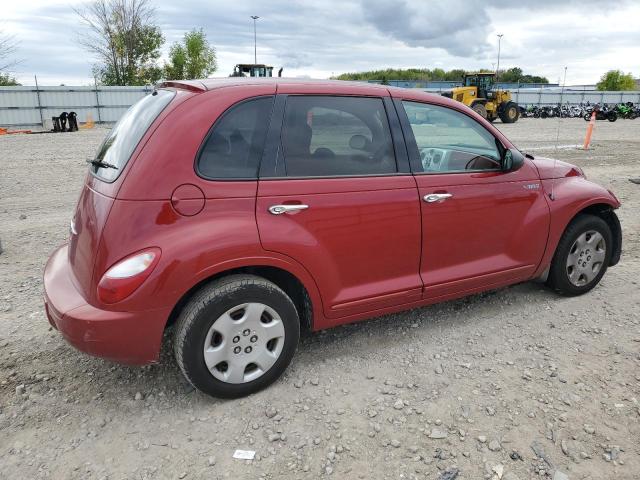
{"left": 196, "top": 96, "right": 274, "bottom": 180}
{"left": 91, "top": 89, "right": 175, "bottom": 182}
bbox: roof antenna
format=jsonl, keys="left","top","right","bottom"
{"left": 550, "top": 66, "right": 568, "bottom": 201}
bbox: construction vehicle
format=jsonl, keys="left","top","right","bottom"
{"left": 231, "top": 64, "right": 274, "bottom": 77}
{"left": 442, "top": 72, "right": 519, "bottom": 123}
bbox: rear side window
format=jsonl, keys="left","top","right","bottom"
{"left": 197, "top": 96, "right": 274, "bottom": 179}
{"left": 281, "top": 96, "right": 397, "bottom": 177}
{"left": 91, "top": 89, "right": 175, "bottom": 182}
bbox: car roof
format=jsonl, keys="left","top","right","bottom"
{"left": 156, "top": 77, "right": 472, "bottom": 115}
{"left": 159, "top": 77, "right": 396, "bottom": 94}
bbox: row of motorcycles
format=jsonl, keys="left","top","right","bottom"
{"left": 520, "top": 102, "right": 640, "bottom": 122}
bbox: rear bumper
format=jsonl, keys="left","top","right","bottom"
{"left": 43, "top": 244, "right": 170, "bottom": 365}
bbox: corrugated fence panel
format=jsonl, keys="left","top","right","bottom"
{"left": 0, "top": 85, "right": 152, "bottom": 127}
{"left": 100, "top": 106, "right": 130, "bottom": 122}
{"left": 40, "top": 107, "right": 100, "bottom": 124}
{"left": 2, "top": 85, "right": 639, "bottom": 127}
{"left": 512, "top": 90, "right": 640, "bottom": 106}
{"left": 98, "top": 88, "right": 150, "bottom": 106}
{"left": 39, "top": 90, "right": 97, "bottom": 109}
{"left": 0, "top": 108, "right": 42, "bottom": 125}
{"left": 0, "top": 88, "right": 39, "bottom": 108}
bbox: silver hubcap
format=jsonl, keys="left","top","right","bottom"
{"left": 203, "top": 303, "right": 285, "bottom": 384}
{"left": 566, "top": 230, "right": 606, "bottom": 287}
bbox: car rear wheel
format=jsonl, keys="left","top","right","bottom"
{"left": 174, "top": 274, "right": 300, "bottom": 398}
{"left": 547, "top": 215, "right": 612, "bottom": 296}
{"left": 471, "top": 103, "right": 487, "bottom": 119}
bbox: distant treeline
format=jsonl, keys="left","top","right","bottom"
{"left": 334, "top": 67, "right": 549, "bottom": 84}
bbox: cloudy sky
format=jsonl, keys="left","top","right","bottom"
{"left": 3, "top": 0, "right": 639, "bottom": 86}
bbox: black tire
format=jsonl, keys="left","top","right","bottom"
{"left": 499, "top": 102, "right": 519, "bottom": 123}
{"left": 583, "top": 113, "right": 591, "bottom": 121}
{"left": 174, "top": 274, "right": 300, "bottom": 398}
{"left": 547, "top": 214, "right": 612, "bottom": 296}
{"left": 471, "top": 103, "right": 487, "bottom": 119}
{"left": 607, "top": 112, "right": 617, "bottom": 122}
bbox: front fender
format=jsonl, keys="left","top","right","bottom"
{"left": 533, "top": 177, "right": 621, "bottom": 277}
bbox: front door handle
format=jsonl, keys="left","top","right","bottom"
{"left": 268, "top": 204, "right": 309, "bottom": 215}
{"left": 423, "top": 193, "right": 453, "bottom": 203}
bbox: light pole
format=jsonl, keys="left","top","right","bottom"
{"left": 250, "top": 15, "right": 259, "bottom": 65}
{"left": 496, "top": 34, "right": 504, "bottom": 81}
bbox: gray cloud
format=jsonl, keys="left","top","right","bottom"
{"left": 4, "top": 0, "right": 639, "bottom": 85}
{"left": 363, "top": 0, "right": 493, "bottom": 57}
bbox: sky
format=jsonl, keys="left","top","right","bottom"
{"left": 2, "top": 0, "right": 639, "bottom": 86}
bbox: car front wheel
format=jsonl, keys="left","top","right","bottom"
{"left": 547, "top": 214, "right": 612, "bottom": 296}
{"left": 174, "top": 274, "right": 300, "bottom": 398}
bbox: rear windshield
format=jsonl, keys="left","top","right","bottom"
{"left": 90, "top": 89, "right": 175, "bottom": 182}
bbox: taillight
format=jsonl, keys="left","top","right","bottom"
{"left": 97, "top": 248, "right": 161, "bottom": 304}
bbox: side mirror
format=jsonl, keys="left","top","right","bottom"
{"left": 502, "top": 148, "right": 524, "bottom": 172}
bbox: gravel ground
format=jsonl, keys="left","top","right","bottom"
{"left": 1, "top": 119, "right": 639, "bottom": 480}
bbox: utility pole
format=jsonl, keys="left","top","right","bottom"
{"left": 250, "top": 15, "right": 259, "bottom": 64}
{"left": 496, "top": 34, "right": 504, "bottom": 81}
{"left": 34, "top": 75, "right": 44, "bottom": 127}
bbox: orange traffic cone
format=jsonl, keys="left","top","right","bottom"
{"left": 583, "top": 111, "right": 596, "bottom": 150}
{"left": 81, "top": 113, "right": 95, "bottom": 129}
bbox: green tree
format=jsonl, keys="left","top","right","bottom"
{"left": 75, "top": 0, "right": 164, "bottom": 86}
{"left": 0, "top": 29, "right": 20, "bottom": 85}
{"left": 0, "top": 73, "right": 20, "bottom": 86}
{"left": 164, "top": 29, "right": 217, "bottom": 80}
{"left": 334, "top": 67, "right": 547, "bottom": 84}
{"left": 596, "top": 70, "right": 636, "bottom": 91}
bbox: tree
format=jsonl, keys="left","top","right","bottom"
{"left": 334, "top": 67, "right": 547, "bottom": 84}
{"left": 498, "top": 67, "right": 549, "bottom": 84}
{"left": 75, "top": 0, "right": 164, "bottom": 85}
{"left": 0, "top": 29, "right": 20, "bottom": 85}
{"left": 0, "top": 73, "right": 20, "bottom": 86}
{"left": 164, "top": 29, "right": 217, "bottom": 80}
{"left": 596, "top": 70, "right": 636, "bottom": 91}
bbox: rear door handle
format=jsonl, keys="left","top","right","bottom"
{"left": 268, "top": 204, "right": 309, "bottom": 215}
{"left": 423, "top": 193, "right": 453, "bottom": 203}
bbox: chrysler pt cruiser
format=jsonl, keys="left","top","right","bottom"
{"left": 43, "top": 79, "right": 622, "bottom": 398}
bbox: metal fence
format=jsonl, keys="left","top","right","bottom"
{"left": 508, "top": 89, "right": 640, "bottom": 106}
{"left": 421, "top": 86, "right": 640, "bottom": 106}
{"left": 2, "top": 83, "right": 639, "bottom": 128}
{"left": 370, "top": 80, "right": 559, "bottom": 90}
{"left": 0, "top": 85, "right": 153, "bottom": 127}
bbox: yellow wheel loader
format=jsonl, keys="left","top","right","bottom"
{"left": 442, "top": 73, "right": 519, "bottom": 123}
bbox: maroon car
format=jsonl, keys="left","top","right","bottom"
{"left": 43, "top": 79, "right": 621, "bottom": 398}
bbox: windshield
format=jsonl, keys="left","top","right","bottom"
{"left": 91, "top": 89, "right": 175, "bottom": 182}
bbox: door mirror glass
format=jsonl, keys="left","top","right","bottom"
{"left": 502, "top": 148, "right": 525, "bottom": 172}
{"left": 502, "top": 150, "right": 513, "bottom": 171}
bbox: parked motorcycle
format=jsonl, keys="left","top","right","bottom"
{"left": 583, "top": 104, "right": 617, "bottom": 122}
{"left": 615, "top": 102, "right": 638, "bottom": 119}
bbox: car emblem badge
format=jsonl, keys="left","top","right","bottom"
{"left": 524, "top": 183, "right": 540, "bottom": 190}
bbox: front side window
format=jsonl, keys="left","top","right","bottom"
{"left": 197, "top": 96, "right": 274, "bottom": 179}
{"left": 402, "top": 101, "right": 502, "bottom": 173}
{"left": 281, "top": 96, "right": 397, "bottom": 177}
{"left": 92, "top": 89, "right": 175, "bottom": 182}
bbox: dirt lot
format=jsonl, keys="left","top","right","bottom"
{"left": 1, "top": 119, "right": 639, "bottom": 480}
